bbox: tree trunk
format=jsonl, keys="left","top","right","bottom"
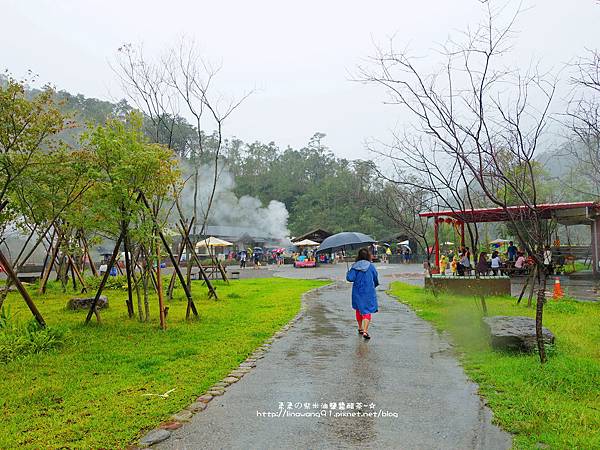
{"left": 69, "top": 258, "right": 77, "bottom": 291}
{"left": 143, "top": 267, "right": 150, "bottom": 321}
{"left": 156, "top": 237, "right": 166, "bottom": 330}
{"left": 138, "top": 192, "right": 198, "bottom": 316}
{"left": 185, "top": 236, "right": 193, "bottom": 291}
{"left": 131, "top": 265, "right": 143, "bottom": 322}
{"left": 527, "top": 265, "right": 537, "bottom": 308}
{"left": 123, "top": 227, "right": 134, "bottom": 318}
{"left": 39, "top": 233, "right": 62, "bottom": 294}
{"left": 82, "top": 236, "right": 98, "bottom": 277}
{"left": 535, "top": 270, "right": 548, "bottom": 364}
{"left": 40, "top": 229, "right": 56, "bottom": 281}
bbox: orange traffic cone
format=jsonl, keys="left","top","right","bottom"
{"left": 553, "top": 277, "right": 563, "bottom": 300}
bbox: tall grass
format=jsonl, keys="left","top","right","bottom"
{"left": 0, "top": 306, "right": 66, "bottom": 364}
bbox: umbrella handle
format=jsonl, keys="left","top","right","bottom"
{"left": 345, "top": 245, "right": 349, "bottom": 271}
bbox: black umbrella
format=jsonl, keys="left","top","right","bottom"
{"left": 316, "top": 232, "right": 376, "bottom": 269}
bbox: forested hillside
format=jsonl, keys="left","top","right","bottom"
{"left": 10, "top": 76, "right": 595, "bottom": 243}
{"left": 9, "top": 79, "right": 396, "bottom": 239}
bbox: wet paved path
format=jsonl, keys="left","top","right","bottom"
{"left": 159, "top": 267, "right": 511, "bottom": 449}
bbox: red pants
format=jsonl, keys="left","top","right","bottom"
{"left": 355, "top": 310, "right": 372, "bottom": 323}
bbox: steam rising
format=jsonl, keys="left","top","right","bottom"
{"left": 178, "top": 162, "right": 290, "bottom": 242}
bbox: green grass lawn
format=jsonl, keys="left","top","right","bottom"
{"left": 0, "top": 277, "right": 326, "bottom": 448}
{"left": 563, "top": 260, "right": 591, "bottom": 274}
{"left": 389, "top": 282, "right": 600, "bottom": 449}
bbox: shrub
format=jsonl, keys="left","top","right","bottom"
{"left": 85, "top": 275, "right": 129, "bottom": 291}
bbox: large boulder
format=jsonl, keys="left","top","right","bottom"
{"left": 67, "top": 295, "right": 108, "bottom": 310}
{"left": 483, "top": 316, "right": 555, "bottom": 352}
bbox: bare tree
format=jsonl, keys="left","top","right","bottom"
{"left": 370, "top": 175, "right": 434, "bottom": 263}
{"left": 369, "top": 135, "right": 490, "bottom": 265}
{"left": 165, "top": 40, "right": 252, "bottom": 236}
{"left": 565, "top": 49, "right": 600, "bottom": 197}
{"left": 362, "top": 1, "right": 556, "bottom": 362}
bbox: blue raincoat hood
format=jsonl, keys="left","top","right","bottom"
{"left": 351, "top": 260, "right": 371, "bottom": 272}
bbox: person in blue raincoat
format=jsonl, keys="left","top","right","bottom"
{"left": 346, "top": 248, "right": 379, "bottom": 340}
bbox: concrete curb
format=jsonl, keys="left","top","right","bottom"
{"left": 137, "top": 282, "right": 334, "bottom": 448}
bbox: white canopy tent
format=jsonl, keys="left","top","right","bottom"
{"left": 489, "top": 239, "right": 510, "bottom": 244}
{"left": 195, "top": 236, "right": 234, "bottom": 248}
{"left": 294, "top": 239, "right": 319, "bottom": 247}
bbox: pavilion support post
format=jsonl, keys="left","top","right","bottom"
{"left": 434, "top": 219, "right": 440, "bottom": 269}
{"left": 460, "top": 221, "right": 466, "bottom": 247}
{"left": 592, "top": 217, "right": 600, "bottom": 275}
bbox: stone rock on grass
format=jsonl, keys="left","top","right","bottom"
{"left": 483, "top": 316, "right": 555, "bottom": 352}
{"left": 160, "top": 421, "right": 182, "bottom": 431}
{"left": 207, "top": 389, "right": 224, "bottom": 396}
{"left": 223, "top": 376, "right": 239, "bottom": 384}
{"left": 197, "top": 394, "right": 213, "bottom": 403}
{"left": 171, "top": 410, "right": 193, "bottom": 422}
{"left": 139, "top": 429, "right": 171, "bottom": 447}
{"left": 187, "top": 401, "right": 208, "bottom": 413}
{"left": 67, "top": 295, "right": 108, "bottom": 310}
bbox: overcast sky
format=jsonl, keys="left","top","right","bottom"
{"left": 2, "top": 0, "right": 599, "bottom": 159}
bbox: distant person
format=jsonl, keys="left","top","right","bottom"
{"left": 476, "top": 252, "right": 489, "bottom": 276}
{"left": 490, "top": 251, "right": 501, "bottom": 276}
{"left": 423, "top": 259, "right": 432, "bottom": 276}
{"left": 239, "top": 251, "right": 247, "bottom": 269}
{"left": 346, "top": 248, "right": 379, "bottom": 340}
{"left": 507, "top": 241, "right": 518, "bottom": 262}
{"left": 543, "top": 245, "right": 553, "bottom": 275}
{"left": 459, "top": 247, "right": 471, "bottom": 276}
{"left": 253, "top": 251, "right": 261, "bottom": 269}
{"left": 440, "top": 255, "right": 448, "bottom": 275}
{"left": 514, "top": 252, "right": 526, "bottom": 275}
{"left": 403, "top": 248, "right": 410, "bottom": 263}
{"left": 450, "top": 256, "right": 458, "bottom": 276}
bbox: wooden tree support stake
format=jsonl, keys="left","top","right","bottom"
{"left": 176, "top": 222, "right": 218, "bottom": 299}
{"left": 138, "top": 192, "right": 199, "bottom": 318}
{"left": 39, "top": 232, "right": 62, "bottom": 294}
{"left": 0, "top": 249, "right": 46, "bottom": 328}
{"left": 85, "top": 233, "right": 124, "bottom": 324}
